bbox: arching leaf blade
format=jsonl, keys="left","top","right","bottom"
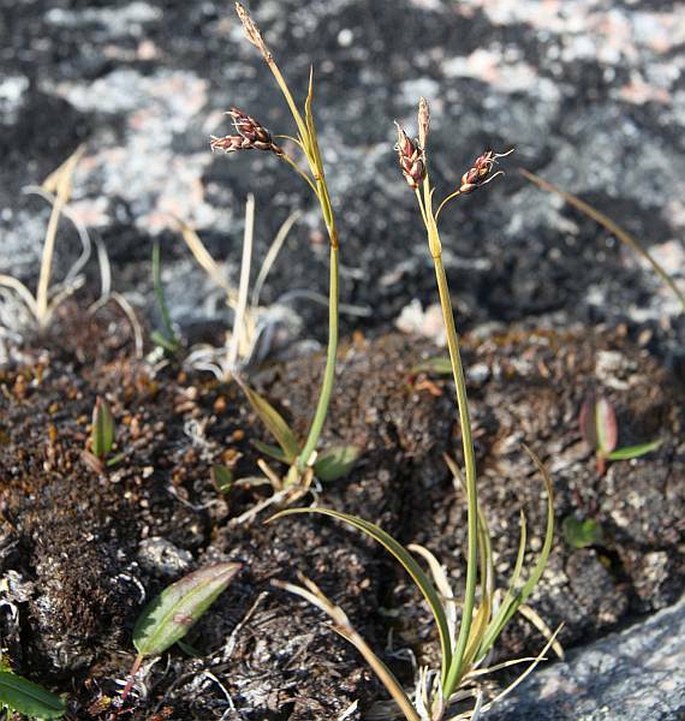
{"left": 269, "top": 506, "right": 453, "bottom": 680}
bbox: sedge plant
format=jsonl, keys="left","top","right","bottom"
{"left": 271, "top": 100, "right": 557, "bottom": 720}
{"left": 206, "top": 3, "right": 357, "bottom": 504}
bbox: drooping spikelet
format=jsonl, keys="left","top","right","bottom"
{"left": 457, "top": 148, "right": 514, "bottom": 194}
{"left": 394, "top": 122, "right": 425, "bottom": 190}
{"left": 210, "top": 107, "right": 283, "bottom": 156}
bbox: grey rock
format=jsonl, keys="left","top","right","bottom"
{"left": 138, "top": 536, "right": 193, "bottom": 576}
{"left": 488, "top": 595, "right": 685, "bottom": 721}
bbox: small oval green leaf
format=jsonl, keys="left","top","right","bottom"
{"left": 314, "top": 445, "right": 360, "bottom": 481}
{"left": 562, "top": 516, "right": 604, "bottom": 549}
{"left": 606, "top": 438, "right": 663, "bottom": 461}
{"left": 0, "top": 671, "right": 65, "bottom": 719}
{"left": 133, "top": 562, "right": 241, "bottom": 658}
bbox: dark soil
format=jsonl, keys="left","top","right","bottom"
{"left": 1, "top": 302, "right": 682, "bottom": 720}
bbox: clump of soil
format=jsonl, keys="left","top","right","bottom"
{"left": 0, "top": 304, "right": 682, "bottom": 720}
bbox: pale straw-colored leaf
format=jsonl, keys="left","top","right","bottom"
{"left": 274, "top": 575, "right": 421, "bottom": 721}
{"left": 521, "top": 168, "right": 685, "bottom": 311}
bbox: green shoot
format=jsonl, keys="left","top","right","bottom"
{"left": 91, "top": 396, "right": 115, "bottom": 460}
{"left": 83, "top": 396, "right": 123, "bottom": 472}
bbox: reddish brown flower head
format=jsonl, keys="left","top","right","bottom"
{"left": 394, "top": 122, "right": 426, "bottom": 190}
{"left": 210, "top": 107, "right": 283, "bottom": 155}
{"left": 209, "top": 134, "right": 253, "bottom": 153}
{"left": 458, "top": 148, "right": 514, "bottom": 194}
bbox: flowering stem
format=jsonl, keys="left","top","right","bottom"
{"left": 297, "top": 241, "right": 339, "bottom": 470}
{"left": 235, "top": 1, "right": 340, "bottom": 475}
{"left": 432, "top": 248, "right": 478, "bottom": 698}
{"left": 416, "top": 185, "right": 479, "bottom": 699}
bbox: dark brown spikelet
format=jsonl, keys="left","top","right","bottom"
{"left": 458, "top": 148, "right": 514, "bottom": 194}
{"left": 210, "top": 108, "right": 283, "bottom": 156}
{"left": 394, "top": 122, "right": 425, "bottom": 190}
{"left": 209, "top": 134, "right": 252, "bottom": 153}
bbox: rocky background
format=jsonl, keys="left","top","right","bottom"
{"left": 2, "top": 0, "right": 684, "bottom": 346}
{"left": 0, "top": 1, "right": 683, "bottom": 719}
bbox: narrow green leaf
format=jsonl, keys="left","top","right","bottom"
{"left": 252, "top": 439, "right": 289, "bottom": 463}
{"left": 0, "top": 671, "right": 65, "bottom": 719}
{"left": 304, "top": 67, "right": 323, "bottom": 171}
{"left": 269, "top": 507, "right": 453, "bottom": 679}
{"left": 211, "top": 465, "right": 234, "bottom": 493}
{"left": 91, "top": 396, "right": 114, "bottom": 460}
{"left": 595, "top": 397, "right": 618, "bottom": 455}
{"left": 242, "top": 385, "right": 299, "bottom": 461}
{"left": 411, "top": 357, "right": 453, "bottom": 375}
{"left": 478, "top": 512, "right": 527, "bottom": 657}
{"left": 152, "top": 239, "right": 181, "bottom": 353}
{"left": 606, "top": 439, "right": 663, "bottom": 461}
{"left": 479, "top": 445, "right": 554, "bottom": 653}
{"left": 516, "top": 447, "right": 555, "bottom": 603}
{"left": 133, "top": 562, "right": 241, "bottom": 657}
{"left": 314, "top": 445, "right": 360, "bottom": 482}
{"left": 562, "top": 516, "right": 604, "bottom": 549}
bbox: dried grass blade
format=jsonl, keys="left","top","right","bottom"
{"left": 520, "top": 168, "right": 685, "bottom": 311}
{"left": 175, "top": 216, "right": 238, "bottom": 308}
{"left": 251, "top": 210, "right": 301, "bottom": 309}
{"left": 274, "top": 575, "right": 421, "bottom": 721}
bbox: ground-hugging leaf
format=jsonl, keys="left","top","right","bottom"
{"left": 562, "top": 516, "right": 604, "bottom": 549}
{"left": 133, "top": 563, "right": 242, "bottom": 658}
{"left": 0, "top": 671, "right": 65, "bottom": 719}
